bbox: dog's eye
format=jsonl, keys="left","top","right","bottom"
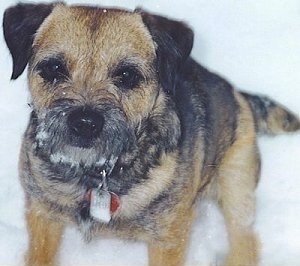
{"left": 113, "top": 66, "right": 143, "bottom": 90}
{"left": 37, "top": 58, "right": 69, "bottom": 84}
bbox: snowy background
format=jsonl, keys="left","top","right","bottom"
{"left": 0, "top": 0, "right": 299, "bottom": 265}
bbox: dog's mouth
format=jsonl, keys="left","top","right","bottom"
{"left": 48, "top": 147, "right": 118, "bottom": 172}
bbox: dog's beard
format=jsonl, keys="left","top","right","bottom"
{"left": 34, "top": 102, "right": 135, "bottom": 179}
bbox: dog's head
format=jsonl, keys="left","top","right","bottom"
{"left": 3, "top": 3, "right": 193, "bottom": 191}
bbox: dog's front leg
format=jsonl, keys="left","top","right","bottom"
{"left": 148, "top": 242, "right": 187, "bottom": 266}
{"left": 148, "top": 208, "right": 194, "bottom": 266}
{"left": 25, "top": 200, "right": 65, "bottom": 266}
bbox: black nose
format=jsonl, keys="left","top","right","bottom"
{"left": 67, "top": 108, "right": 104, "bottom": 139}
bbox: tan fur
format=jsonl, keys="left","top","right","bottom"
{"left": 148, "top": 180, "right": 197, "bottom": 266}
{"left": 25, "top": 200, "right": 64, "bottom": 266}
{"left": 119, "top": 151, "right": 178, "bottom": 218}
{"left": 266, "top": 105, "right": 300, "bottom": 133}
{"left": 148, "top": 210, "right": 193, "bottom": 266}
{"left": 146, "top": 139, "right": 209, "bottom": 266}
{"left": 217, "top": 91, "right": 260, "bottom": 265}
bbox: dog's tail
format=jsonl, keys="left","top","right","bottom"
{"left": 241, "top": 92, "right": 300, "bottom": 135}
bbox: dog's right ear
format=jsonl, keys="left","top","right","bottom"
{"left": 3, "top": 3, "right": 59, "bottom": 80}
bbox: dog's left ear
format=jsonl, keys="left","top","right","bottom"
{"left": 137, "top": 9, "right": 194, "bottom": 95}
{"left": 3, "top": 3, "right": 58, "bottom": 80}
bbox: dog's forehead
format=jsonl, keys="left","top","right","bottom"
{"left": 33, "top": 5, "right": 156, "bottom": 63}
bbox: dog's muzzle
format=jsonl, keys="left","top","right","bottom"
{"left": 33, "top": 101, "right": 136, "bottom": 177}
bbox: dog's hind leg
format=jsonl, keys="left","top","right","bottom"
{"left": 218, "top": 145, "right": 260, "bottom": 266}
{"left": 25, "top": 200, "right": 64, "bottom": 266}
{"left": 217, "top": 93, "right": 260, "bottom": 266}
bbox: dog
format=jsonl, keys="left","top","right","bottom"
{"left": 3, "top": 2, "right": 300, "bottom": 266}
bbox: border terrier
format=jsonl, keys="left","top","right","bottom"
{"left": 3, "top": 2, "right": 300, "bottom": 266}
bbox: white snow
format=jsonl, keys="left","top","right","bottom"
{"left": 0, "top": 0, "right": 299, "bottom": 265}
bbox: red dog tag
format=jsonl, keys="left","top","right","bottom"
{"left": 110, "top": 192, "right": 120, "bottom": 213}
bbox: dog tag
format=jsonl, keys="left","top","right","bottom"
{"left": 90, "top": 188, "right": 112, "bottom": 223}
{"left": 110, "top": 192, "right": 120, "bottom": 213}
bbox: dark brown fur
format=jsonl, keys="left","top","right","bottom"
{"left": 3, "top": 3, "right": 300, "bottom": 266}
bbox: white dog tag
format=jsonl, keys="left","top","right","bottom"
{"left": 90, "top": 188, "right": 112, "bottom": 223}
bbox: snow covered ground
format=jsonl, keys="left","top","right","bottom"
{"left": 0, "top": 0, "right": 299, "bottom": 265}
